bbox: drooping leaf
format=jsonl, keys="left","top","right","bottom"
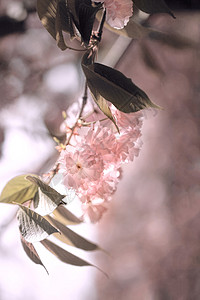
{"left": 53, "top": 205, "right": 82, "bottom": 225}
{"left": 82, "top": 54, "right": 160, "bottom": 113}
{"left": 133, "top": 0, "right": 175, "bottom": 18}
{"left": 41, "top": 239, "right": 95, "bottom": 267}
{"left": 37, "top": 0, "right": 75, "bottom": 50}
{"left": 55, "top": 0, "right": 70, "bottom": 50}
{"left": 0, "top": 174, "right": 38, "bottom": 205}
{"left": 37, "top": 0, "right": 101, "bottom": 49}
{"left": 20, "top": 235, "right": 48, "bottom": 273}
{"left": 17, "top": 205, "right": 59, "bottom": 243}
{"left": 26, "top": 176, "right": 66, "bottom": 216}
{"left": 47, "top": 215, "right": 99, "bottom": 251}
{"left": 87, "top": 83, "right": 119, "bottom": 132}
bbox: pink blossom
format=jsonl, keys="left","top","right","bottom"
{"left": 57, "top": 101, "right": 143, "bottom": 223}
{"left": 59, "top": 146, "right": 104, "bottom": 188}
{"left": 84, "top": 122, "right": 117, "bottom": 163}
{"left": 93, "top": 0, "right": 133, "bottom": 29}
{"left": 111, "top": 105, "right": 143, "bottom": 131}
{"left": 81, "top": 201, "right": 108, "bottom": 223}
{"left": 111, "top": 106, "right": 143, "bottom": 162}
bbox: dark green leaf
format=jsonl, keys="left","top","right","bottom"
{"left": 75, "top": 0, "right": 102, "bottom": 44}
{"left": 82, "top": 54, "right": 160, "bottom": 113}
{"left": 26, "top": 176, "right": 66, "bottom": 216}
{"left": 53, "top": 205, "right": 82, "bottom": 225}
{"left": 37, "top": 0, "right": 76, "bottom": 50}
{"left": 20, "top": 235, "right": 48, "bottom": 273}
{"left": 17, "top": 205, "right": 59, "bottom": 243}
{"left": 133, "top": 0, "right": 175, "bottom": 18}
{"left": 0, "top": 174, "right": 38, "bottom": 205}
{"left": 87, "top": 82, "right": 119, "bottom": 132}
{"left": 47, "top": 215, "right": 100, "bottom": 251}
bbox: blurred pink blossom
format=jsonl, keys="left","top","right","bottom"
{"left": 93, "top": 0, "right": 133, "bottom": 29}
{"left": 81, "top": 201, "right": 108, "bottom": 223}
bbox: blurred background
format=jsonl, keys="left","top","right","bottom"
{"left": 0, "top": 1, "right": 200, "bottom": 299}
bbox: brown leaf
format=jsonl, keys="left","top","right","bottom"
{"left": 41, "top": 239, "right": 95, "bottom": 267}
{"left": 26, "top": 176, "right": 66, "bottom": 216}
{"left": 20, "top": 235, "right": 48, "bottom": 273}
{"left": 53, "top": 205, "right": 82, "bottom": 225}
{"left": 47, "top": 215, "right": 100, "bottom": 251}
{"left": 17, "top": 205, "right": 59, "bottom": 243}
{"left": 87, "top": 83, "right": 119, "bottom": 133}
{"left": 82, "top": 54, "right": 161, "bottom": 113}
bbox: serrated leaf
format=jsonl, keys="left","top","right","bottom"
{"left": 26, "top": 176, "right": 66, "bottom": 216}
{"left": 20, "top": 235, "right": 48, "bottom": 273}
{"left": 47, "top": 215, "right": 99, "bottom": 251}
{"left": 41, "top": 239, "right": 104, "bottom": 272}
{"left": 0, "top": 174, "right": 38, "bottom": 205}
{"left": 17, "top": 205, "right": 59, "bottom": 243}
{"left": 53, "top": 206, "right": 82, "bottom": 225}
{"left": 82, "top": 54, "right": 160, "bottom": 113}
{"left": 133, "top": 0, "right": 175, "bottom": 18}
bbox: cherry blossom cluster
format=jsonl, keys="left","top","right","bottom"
{"left": 92, "top": 0, "right": 133, "bottom": 29}
{"left": 57, "top": 99, "right": 143, "bottom": 222}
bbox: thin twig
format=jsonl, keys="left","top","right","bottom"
{"left": 64, "top": 81, "right": 88, "bottom": 147}
{"left": 47, "top": 82, "right": 88, "bottom": 182}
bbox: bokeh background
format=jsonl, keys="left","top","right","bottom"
{"left": 0, "top": 1, "right": 200, "bottom": 299}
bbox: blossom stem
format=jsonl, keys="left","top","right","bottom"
{"left": 82, "top": 117, "right": 108, "bottom": 126}
{"left": 63, "top": 86, "right": 87, "bottom": 149}
{"left": 96, "top": 9, "right": 106, "bottom": 42}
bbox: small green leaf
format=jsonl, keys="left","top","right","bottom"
{"left": 47, "top": 215, "right": 100, "bottom": 251}
{"left": 0, "top": 174, "right": 38, "bottom": 205}
{"left": 26, "top": 176, "right": 66, "bottom": 216}
{"left": 17, "top": 205, "right": 59, "bottom": 243}
{"left": 82, "top": 55, "right": 160, "bottom": 113}
{"left": 133, "top": 0, "right": 175, "bottom": 18}
{"left": 20, "top": 235, "right": 48, "bottom": 273}
{"left": 53, "top": 206, "right": 82, "bottom": 225}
